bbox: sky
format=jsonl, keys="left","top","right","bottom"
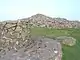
{"left": 0, "top": 0, "right": 80, "bottom": 21}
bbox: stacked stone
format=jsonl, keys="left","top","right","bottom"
{"left": 0, "top": 20, "right": 31, "bottom": 52}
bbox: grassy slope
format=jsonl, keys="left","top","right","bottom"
{"left": 31, "top": 27, "right": 80, "bottom": 60}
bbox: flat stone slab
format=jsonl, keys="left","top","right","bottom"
{"left": 0, "top": 37, "right": 62, "bottom": 60}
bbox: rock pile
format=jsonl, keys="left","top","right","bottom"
{"left": 0, "top": 20, "right": 62, "bottom": 60}
{"left": 56, "top": 36, "right": 76, "bottom": 46}
{"left": 21, "top": 14, "right": 80, "bottom": 29}
{"left": 0, "top": 20, "right": 31, "bottom": 52}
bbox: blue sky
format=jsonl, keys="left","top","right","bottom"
{"left": 0, "top": 0, "right": 80, "bottom": 21}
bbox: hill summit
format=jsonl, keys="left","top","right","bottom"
{"left": 20, "top": 13, "right": 80, "bottom": 29}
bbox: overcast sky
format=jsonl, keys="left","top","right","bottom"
{"left": 0, "top": 0, "right": 80, "bottom": 21}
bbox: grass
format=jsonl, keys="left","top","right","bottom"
{"left": 31, "top": 27, "right": 80, "bottom": 60}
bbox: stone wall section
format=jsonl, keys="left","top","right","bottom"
{"left": 0, "top": 20, "right": 31, "bottom": 51}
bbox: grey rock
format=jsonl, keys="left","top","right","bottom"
{"left": 0, "top": 37, "right": 62, "bottom": 60}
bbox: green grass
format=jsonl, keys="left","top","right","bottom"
{"left": 31, "top": 27, "right": 80, "bottom": 60}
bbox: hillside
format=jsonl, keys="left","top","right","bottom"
{"left": 20, "top": 14, "right": 80, "bottom": 29}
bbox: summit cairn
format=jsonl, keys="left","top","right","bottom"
{"left": 0, "top": 20, "right": 31, "bottom": 52}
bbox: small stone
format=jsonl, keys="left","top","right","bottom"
{"left": 27, "top": 59, "right": 30, "bottom": 60}
{"left": 54, "top": 51, "right": 58, "bottom": 54}
{"left": 16, "top": 41, "right": 19, "bottom": 45}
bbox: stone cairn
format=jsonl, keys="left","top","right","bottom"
{"left": 0, "top": 20, "right": 32, "bottom": 52}
{"left": 0, "top": 20, "right": 62, "bottom": 60}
